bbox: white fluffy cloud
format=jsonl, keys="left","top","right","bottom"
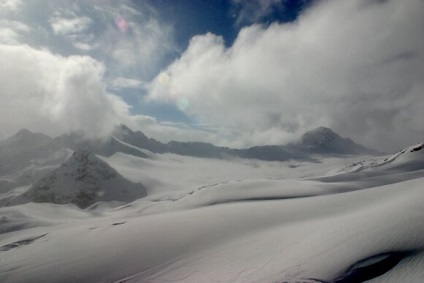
{"left": 122, "top": 115, "right": 224, "bottom": 146}
{"left": 0, "top": 0, "right": 209, "bottom": 143}
{"left": 0, "top": 44, "right": 129, "bottom": 139}
{"left": 0, "top": 43, "right": 206, "bottom": 143}
{"left": 1, "top": 0, "right": 423, "bottom": 151}
{"left": 148, "top": 0, "right": 424, "bottom": 151}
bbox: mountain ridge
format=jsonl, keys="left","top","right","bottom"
{"left": 0, "top": 126, "right": 380, "bottom": 164}
{"left": 114, "top": 125, "right": 380, "bottom": 160}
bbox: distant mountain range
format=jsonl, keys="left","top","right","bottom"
{"left": 57, "top": 125, "right": 377, "bottom": 160}
{"left": 0, "top": 126, "right": 378, "bottom": 207}
{"left": 112, "top": 125, "right": 379, "bottom": 160}
{"left": 0, "top": 125, "right": 379, "bottom": 174}
{"left": 9, "top": 125, "right": 371, "bottom": 165}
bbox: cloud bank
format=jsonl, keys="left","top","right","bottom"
{"left": 148, "top": 0, "right": 424, "bottom": 151}
{"left": 0, "top": 0, "right": 175, "bottom": 84}
{"left": 1, "top": 0, "right": 423, "bottom": 152}
{"left": 0, "top": 0, "right": 184, "bottom": 141}
{"left": 0, "top": 44, "right": 129, "bottom": 139}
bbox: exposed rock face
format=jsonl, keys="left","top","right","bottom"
{"left": 23, "top": 149, "right": 147, "bottom": 208}
{"left": 299, "top": 127, "right": 379, "bottom": 155}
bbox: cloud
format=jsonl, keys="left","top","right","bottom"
{"left": 148, "top": 0, "right": 424, "bottom": 151}
{"left": 0, "top": 44, "right": 129, "bottom": 140}
{"left": 50, "top": 16, "right": 92, "bottom": 36}
{"left": 49, "top": 14, "right": 94, "bottom": 50}
{"left": 0, "top": 0, "right": 22, "bottom": 13}
{"left": 73, "top": 42, "right": 96, "bottom": 51}
{"left": 86, "top": 1, "right": 176, "bottom": 80}
{"left": 0, "top": 42, "right": 212, "bottom": 144}
{"left": 231, "top": 0, "right": 285, "bottom": 25}
{"left": 0, "top": 0, "right": 176, "bottom": 81}
{"left": 109, "top": 77, "right": 147, "bottom": 90}
{"left": 122, "top": 115, "right": 221, "bottom": 145}
{"left": 0, "top": 0, "right": 191, "bottom": 143}
{"left": 0, "top": 20, "right": 30, "bottom": 44}
{"left": 104, "top": 16, "right": 175, "bottom": 78}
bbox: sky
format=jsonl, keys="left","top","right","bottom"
{"left": 0, "top": 0, "right": 423, "bottom": 152}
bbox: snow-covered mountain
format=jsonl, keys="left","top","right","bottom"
{"left": 0, "top": 129, "right": 58, "bottom": 175}
{"left": 0, "top": 125, "right": 379, "bottom": 207}
{"left": 17, "top": 149, "right": 146, "bottom": 208}
{"left": 0, "top": 129, "right": 52, "bottom": 153}
{"left": 55, "top": 131, "right": 151, "bottom": 159}
{"left": 113, "top": 124, "right": 166, "bottom": 153}
{"left": 1, "top": 126, "right": 374, "bottom": 168}
{"left": 113, "top": 125, "right": 377, "bottom": 161}
{"left": 0, "top": 126, "right": 381, "bottom": 208}
{"left": 296, "top": 126, "right": 380, "bottom": 155}
{"left": 0, "top": 129, "right": 71, "bottom": 192}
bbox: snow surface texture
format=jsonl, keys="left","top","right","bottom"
{"left": 326, "top": 142, "right": 424, "bottom": 175}
{"left": 0, "top": 129, "right": 423, "bottom": 282}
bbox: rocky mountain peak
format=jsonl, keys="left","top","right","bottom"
{"left": 301, "top": 127, "right": 342, "bottom": 146}
{"left": 1, "top": 128, "right": 52, "bottom": 150}
{"left": 298, "top": 127, "right": 377, "bottom": 155}
{"left": 22, "top": 149, "right": 146, "bottom": 208}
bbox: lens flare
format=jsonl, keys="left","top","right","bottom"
{"left": 157, "top": 73, "right": 170, "bottom": 85}
{"left": 177, "top": 97, "right": 190, "bottom": 111}
{"left": 115, "top": 15, "right": 128, "bottom": 33}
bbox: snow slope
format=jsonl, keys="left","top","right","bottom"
{"left": 0, "top": 132, "right": 424, "bottom": 283}
{"left": 1, "top": 172, "right": 424, "bottom": 282}
{"left": 0, "top": 139, "right": 423, "bottom": 282}
{"left": 99, "top": 151, "right": 366, "bottom": 199}
{"left": 326, "top": 142, "right": 424, "bottom": 176}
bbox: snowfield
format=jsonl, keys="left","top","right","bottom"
{"left": 0, "top": 131, "right": 423, "bottom": 282}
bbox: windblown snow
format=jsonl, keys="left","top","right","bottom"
{"left": 0, "top": 128, "right": 423, "bottom": 283}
